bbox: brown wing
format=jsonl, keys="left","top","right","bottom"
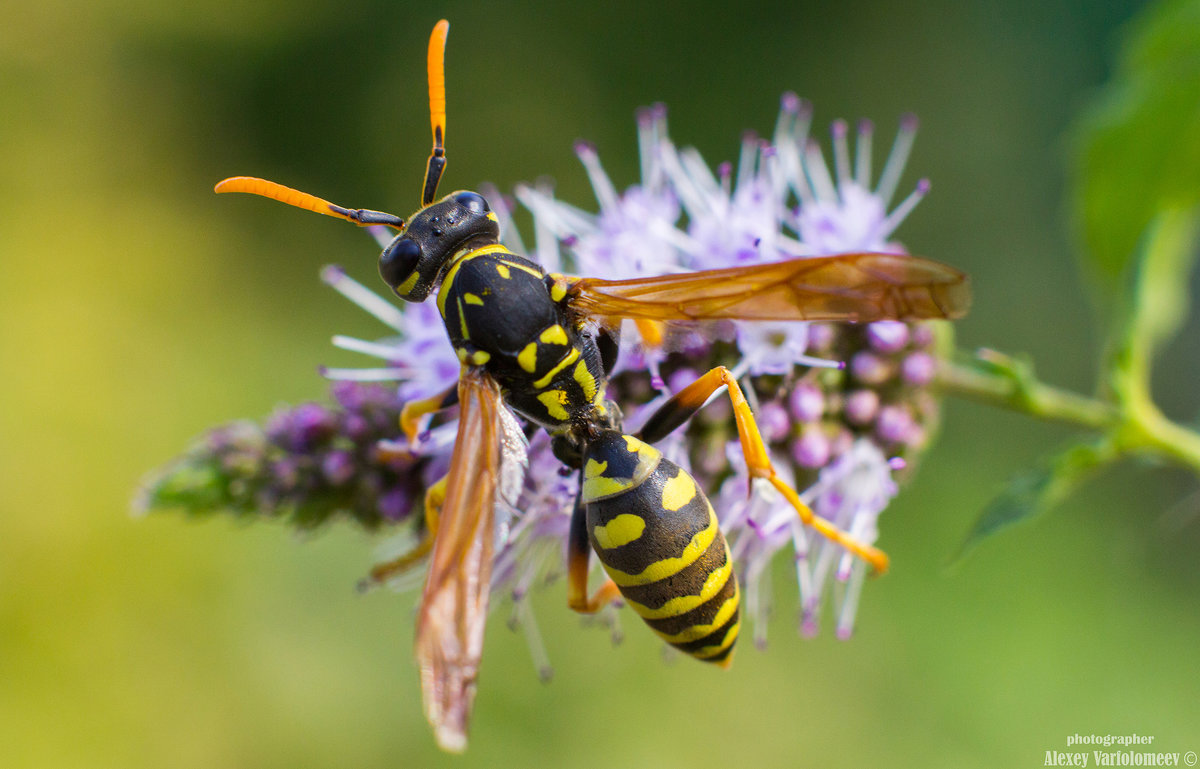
{"left": 568, "top": 252, "right": 970, "bottom": 323}
{"left": 414, "top": 367, "right": 502, "bottom": 753}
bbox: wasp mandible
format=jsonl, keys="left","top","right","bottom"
{"left": 215, "top": 19, "right": 970, "bottom": 752}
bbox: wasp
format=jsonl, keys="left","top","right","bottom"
{"left": 215, "top": 19, "right": 969, "bottom": 751}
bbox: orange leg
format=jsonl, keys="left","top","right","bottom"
{"left": 638, "top": 366, "right": 889, "bottom": 574}
{"left": 633, "top": 318, "right": 665, "bottom": 348}
{"left": 566, "top": 488, "right": 622, "bottom": 613}
{"left": 399, "top": 385, "right": 459, "bottom": 444}
{"left": 360, "top": 477, "right": 446, "bottom": 589}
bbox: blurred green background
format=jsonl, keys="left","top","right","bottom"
{"left": 4, "top": 0, "right": 1199, "bottom": 766}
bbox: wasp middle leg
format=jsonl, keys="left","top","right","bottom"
{"left": 566, "top": 485, "right": 622, "bottom": 614}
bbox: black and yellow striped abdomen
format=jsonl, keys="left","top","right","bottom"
{"left": 581, "top": 431, "right": 740, "bottom": 665}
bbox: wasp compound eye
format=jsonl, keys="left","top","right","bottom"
{"left": 453, "top": 191, "right": 489, "bottom": 215}
{"left": 379, "top": 238, "right": 422, "bottom": 289}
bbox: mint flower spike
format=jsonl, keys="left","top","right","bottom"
{"left": 784, "top": 107, "right": 929, "bottom": 257}
{"left": 144, "top": 93, "right": 954, "bottom": 707}
{"left": 135, "top": 381, "right": 449, "bottom": 531}
{"left": 493, "top": 95, "right": 948, "bottom": 644}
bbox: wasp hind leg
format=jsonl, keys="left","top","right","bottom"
{"left": 358, "top": 476, "right": 447, "bottom": 591}
{"left": 636, "top": 366, "right": 889, "bottom": 574}
{"left": 566, "top": 485, "right": 621, "bottom": 613}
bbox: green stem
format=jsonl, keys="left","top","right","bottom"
{"left": 936, "top": 354, "right": 1116, "bottom": 430}
{"left": 936, "top": 350, "right": 1200, "bottom": 476}
{"left": 1119, "top": 405, "right": 1200, "bottom": 475}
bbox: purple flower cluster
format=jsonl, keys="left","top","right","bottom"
{"left": 512, "top": 95, "right": 943, "bottom": 642}
{"left": 143, "top": 92, "right": 950, "bottom": 666}
{"left": 136, "top": 381, "right": 450, "bottom": 531}
{"left": 795, "top": 320, "right": 943, "bottom": 470}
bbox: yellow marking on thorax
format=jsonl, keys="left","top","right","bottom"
{"left": 513, "top": 326, "right": 571, "bottom": 379}
{"left": 434, "top": 245, "right": 513, "bottom": 316}
{"left": 454, "top": 348, "right": 489, "bottom": 367}
{"left": 537, "top": 389, "right": 570, "bottom": 421}
{"left": 496, "top": 259, "right": 544, "bottom": 279}
{"left": 495, "top": 263, "right": 511, "bottom": 279}
{"left": 435, "top": 250, "right": 473, "bottom": 317}
{"left": 652, "top": 592, "right": 740, "bottom": 644}
{"left": 539, "top": 325, "right": 569, "bottom": 345}
{"left": 518, "top": 342, "right": 539, "bottom": 373}
{"left": 467, "top": 244, "right": 513, "bottom": 258}
{"left": 660, "top": 470, "right": 697, "bottom": 512}
{"left": 593, "top": 514, "right": 646, "bottom": 550}
{"left": 463, "top": 292, "right": 484, "bottom": 305}
{"left": 548, "top": 274, "right": 569, "bottom": 303}
{"left": 457, "top": 298, "right": 469, "bottom": 339}
{"left": 621, "top": 557, "right": 733, "bottom": 619}
{"left": 601, "top": 506, "right": 720, "bottom": 587}
{"left": 532, "top": 347, "right": 580, "bottom": 389}
{"left": 573, "top": 358, "right": 598, "bottom": 401}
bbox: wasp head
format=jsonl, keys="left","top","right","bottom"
{"left": 378, "top": 190, "right": 499, "bottom": 302}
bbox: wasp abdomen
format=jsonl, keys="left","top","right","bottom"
{"left": 582, "top": 432, "right": 740, "bottom": 665}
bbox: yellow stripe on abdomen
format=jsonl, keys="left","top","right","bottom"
{"left": 691, "top": 621, "right": 740, "bottom": 660}
{"left": 620, "top": 558, "right": 732, "bottom": 620}
{"left": 651, "top": 592, "right": 739, "bottom": 644}
{"left": 599, "top": 508, "right": 719, "bottom": 587}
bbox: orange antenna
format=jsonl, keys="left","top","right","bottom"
{"left": 214, "top": 176, "right": 405, "bottom": 229}
{"left": 422, "top": 19, "right": 450, "bottom": 206}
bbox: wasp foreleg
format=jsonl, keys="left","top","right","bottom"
{"left": 400, "top": 385, "right": 461, "bottom": 444}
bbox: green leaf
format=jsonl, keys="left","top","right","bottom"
{"left": 1126, "top": 209, "right": 1200, "bottom": 352}
{"left": 1104, "top": 208, "right": 1200, "bottom": 413}
{"left": 1070, "top": 0, "right": 1200, "bottom": 298}
{"left": 948, "top": 439, "right": 1117, "bottom": 567}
